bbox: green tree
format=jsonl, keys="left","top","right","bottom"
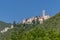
{"left": 13, "top": 21, "right": 16, "bottom": 27}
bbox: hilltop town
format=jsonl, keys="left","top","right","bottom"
{"left": 0, "top": 10, "right": 50, "bottom": 33}
{"left": 22, "top": 10, "right": 50, "bottom": 24}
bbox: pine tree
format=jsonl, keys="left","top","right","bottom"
{"left": 13, "top": 21, "right": 16, "bottom": 27}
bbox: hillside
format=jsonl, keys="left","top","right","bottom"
{"left": 0, "top": 21, "right": 11, "bottom": 30}
{"left": 1, "top": 12, "right": 60, "bottom": 40}
{"left": 42, "top": 13, "right": 60, "bottom": 30}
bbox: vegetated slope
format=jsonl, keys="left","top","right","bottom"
{"left": 0, "top": 21, "right": 11, "bottom": 40}
{"left": 2, "top": 13, "right": 60, "bottom": 40}
{"left": 42, "top": 12, "right": 60, "bottom": 30}
{"left": 0, "top": 21, "right": 11, "bottom": 30}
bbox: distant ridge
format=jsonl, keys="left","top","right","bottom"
{"left": 0, "top": 21, "right": 11, "bottom": 30}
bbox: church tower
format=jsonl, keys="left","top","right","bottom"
{"left": 42, "top": 10, "right": 46, "bottom": 17}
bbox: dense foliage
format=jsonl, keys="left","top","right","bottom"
{"left": 10, "top": 28, "right": 60, "bottom": 40}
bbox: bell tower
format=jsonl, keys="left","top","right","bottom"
{"left": 42, "top": 10, "right": 45, "bottom": 17}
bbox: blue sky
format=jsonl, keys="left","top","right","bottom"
{"left": 0, "top": 0, "right": 60, "bottom": 23}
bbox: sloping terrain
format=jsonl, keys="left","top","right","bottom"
{"left": 43, "top": 13, "right": 60, "bottom": 30}
{"left": 1, "top": 13, "right": 60, "bottom": 40}
{"left": 0, "top": 21, "right": 11, "bottom": 30}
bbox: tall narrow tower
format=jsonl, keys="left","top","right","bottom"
{"left": 42, "top": 10, "right": 46, "bottom": 17}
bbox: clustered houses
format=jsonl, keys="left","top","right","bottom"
{"left": 22, "top": 10, "right": 50, "bottom": 24}
{"left": 0, "top": 10, "right": 50, "bottom": 33}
